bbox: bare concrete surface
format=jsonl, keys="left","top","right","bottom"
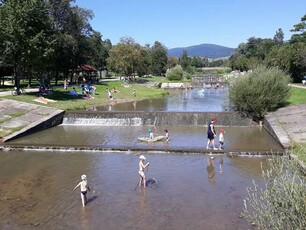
{"left": 265, "top": 104, "right": 306, "bottom": 148}
{"left": 0, "top": 99, "right": 64, "bottom": 142}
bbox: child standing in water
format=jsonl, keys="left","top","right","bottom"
{"left": 164, "top": 129, "right": 170, "bottom": 141}
{"left": 148, "top": 128, "right": 154, "bottom": 139}
{"left": 139, "top": 155, "right": 150, "bottom": 188}
{"left": 73, "top": 174, "right": 90, "bottom": 207}
{"left": 219, "top": 129, "right": 225, "bottom": 150}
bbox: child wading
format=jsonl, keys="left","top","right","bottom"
{"left": 219, "top": 129, "right": 225, "bottom": 150}
{"left": 138, "top": 155, "right": 150, "bottom": 188}
{"left": 73, "top": 174, "right": 91, "bottom": 207}
{"left": 164, "top": 129, "right": 170, "bottom": 141}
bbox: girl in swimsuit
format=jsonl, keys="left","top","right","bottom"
{"left": 73, "top": 174, "right": 91, "bottom": 207}
{"left": 139, "top": 155, "right": 150, "bottom": 188}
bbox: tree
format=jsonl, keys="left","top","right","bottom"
{"left": 167, "top": 56, "right": 179, "bottom": 69}
{"left": 229, "top": 65, "right": 291, "bottom": 121}
{"left": 179, "top": 50, "right": 190, "bottom": 70}
{"left": 273, "top": 28, "right": 284, "bottom": 45}
{"left": 0, "top": 0, "right": 54, "bottom": 89}
{"left": 166, "top": 65, "right": 183, "bottom": 81}
{"left": 290, "top": 14, "right": 306, "bottom": 43}
{"left": 107, "top": 37, "right": 140, "bottom": 77}
{"left": 49, "top": 0, "right": 94, "bottom": 84}
{"left": 149, "top": 41, "right": 168, "bottom": 76}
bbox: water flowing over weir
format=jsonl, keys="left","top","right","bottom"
{"left": 62, "top": 111, "right": 257, "bottom": 126}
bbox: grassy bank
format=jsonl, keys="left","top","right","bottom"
{"left": 288, "top": 87, "right": 306, "bottom": 105}
{"left": 1, "top": 80, "right": 168, "bottom": 110}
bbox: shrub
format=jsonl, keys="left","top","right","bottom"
{"left": 166, "top": 65, "right": 183, "bottom": 81}
{"left": 243, "top": 156, "right": 306, "bottom": 230}
{"left": 229, "top": 65, "right": 291, "bottom": 121}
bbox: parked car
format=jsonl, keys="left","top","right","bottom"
{"left": 302, "top": 76, "right": 306, "bottom": 85}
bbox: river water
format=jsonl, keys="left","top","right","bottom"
{"left": 1, "top": 86, "right": 279, "bottom": 229}
{"left": 96, "top": 87, "right": 230, "bottom": 112}
{"left": 9, "top": 125, "right": 283, "bottom": 152}
{"left": 0, "top": 150, "right": 266, "bottom": 230}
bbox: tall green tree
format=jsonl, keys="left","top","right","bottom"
{"left": 290, "top": 14, "right": 306, "bottom": 43}
{"left": 107, "top": 37, "right": 140, "bottom": 77}
{"left": 179, "top": 49, "right": 190, "bottom": 70}
{"left": 0, "top": 0, "right": 53, "bottom": 89}
{"left": 149, "top": 41, "right": 168, "bottom": 76}
{"left": 273, "top": 28, "right": 284, "bottom": 45}
{"left": 49, "top": 0, "right": 94, "bottom": 83}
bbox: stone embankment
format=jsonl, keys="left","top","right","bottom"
{"left": 0, "top": 99, "right": 64, "bottom": 142}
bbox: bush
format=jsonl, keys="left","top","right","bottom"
{"left": 229, "top": 65, "right": 291, "bottom": 121}
{"left": 166, "top": 65, "right": 183, "bottom": 81}
{"left": 243, "top": 157, "right": 306, "bottom": 230}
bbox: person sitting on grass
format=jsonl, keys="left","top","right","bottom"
{"left": 69, "top": 87, "right": 79, "bottom": 97}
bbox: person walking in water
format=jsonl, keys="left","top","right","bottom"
{"left": 139, "top": 155, "right": 150, "bottom": 188}
{"left": 206, "top": 117, "right": 218, "bottom": 150}
{"left": 218, "top": 129, "right": 225, "bottom": 150}
{"left": 73, "top": 174, "right": 91, "bottom": 207}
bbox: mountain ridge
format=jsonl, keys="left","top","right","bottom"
{"left": 167, "top": 43, "right": 235, "bottom": 59}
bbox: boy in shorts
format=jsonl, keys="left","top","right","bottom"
{"left": 73, "top": 174, "right": 91, "bottom": 207}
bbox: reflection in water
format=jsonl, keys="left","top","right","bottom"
{"left": 139, "top": 187, "right": 148, "bottom": 229}
{"left": 207, "top": 156, "right": 225, "bottom": 184}
{"left": 207, "top": 157, "right": 216, "bottom": 184}
{"left": 80, "top": 208, "right": 90, "bottom": 230}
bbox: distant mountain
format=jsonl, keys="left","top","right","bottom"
{"left": 167, "top": 44, "right": 235, "bottom": 59}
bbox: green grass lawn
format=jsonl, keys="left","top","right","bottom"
{"left": 288, "top": 87, "right": 306, "bottom": 105}
{"left": 1, "top": 80, "right": 167, "bottom": 110}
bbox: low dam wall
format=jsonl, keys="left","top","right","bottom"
{"left": 62, "top": 111, "right": 257, "bottom": 126}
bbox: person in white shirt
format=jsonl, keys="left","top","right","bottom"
{"left": 218, "top": 129, "right": 225, "bottom": 150}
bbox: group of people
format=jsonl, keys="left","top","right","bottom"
{"left": 206, "top": 117, "right": 225, "bottom": 150}
{"left": 73, "top": 154, "right": 150, "bottom": 207}
{"left": 148, "top": 128, "right": 170, "bottom": 141}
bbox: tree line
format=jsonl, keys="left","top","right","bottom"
{"left": 229, "top": 14, "right": 306, "bottom": 83}
{"left": 0, "top": 0, "right": 170, "bottom": 89}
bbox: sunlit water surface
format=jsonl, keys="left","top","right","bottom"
{"left": 0, "top": 151, "right": 266, "bottom": 230}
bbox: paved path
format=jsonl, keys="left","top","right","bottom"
{"left": 265, "top": 104, "right": 306, "bottom": 148}
{"left": 288, "top": 83, "right": 306, "bottom": 89}
{"left": 0, "top": 99, "right": 64, "bottom": 142}
{"left": 0, "top": 88, "right": 39, "bottom": 97}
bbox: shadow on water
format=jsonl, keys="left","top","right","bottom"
{"left": 86, "top": 195, "right": 98, "bottom": 204}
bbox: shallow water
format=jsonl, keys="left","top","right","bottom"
{"left": 8, "top": 125, "right": 283, "bottom": 152}
{"left": 96, "top": 87, "right": 229, "bottom": 112}
{"left": 0, "top": 151, "right": 267, "bottom": 229}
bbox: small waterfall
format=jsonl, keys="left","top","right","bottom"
{"left": 62, "top": 111, "right": 257, "bottom": 126}
{"left": 62, "top": 116, "right": 142, "bottom": 126}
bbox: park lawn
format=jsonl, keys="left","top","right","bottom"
{"left": 288, "top": 87, "right": 306, "bottom": 105}
{"left": 2, "top": 81, "right": 167, "bottom": 110}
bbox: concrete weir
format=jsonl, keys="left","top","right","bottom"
{"left": 0, "top": 144, "right": 285, "bottom": 156}
{"left": 62, "top": 111, "right": 257, "bottom": 126}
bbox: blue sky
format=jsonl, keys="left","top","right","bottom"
{"left": 75, "top": 0, "right": 305, "bottom": 49}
